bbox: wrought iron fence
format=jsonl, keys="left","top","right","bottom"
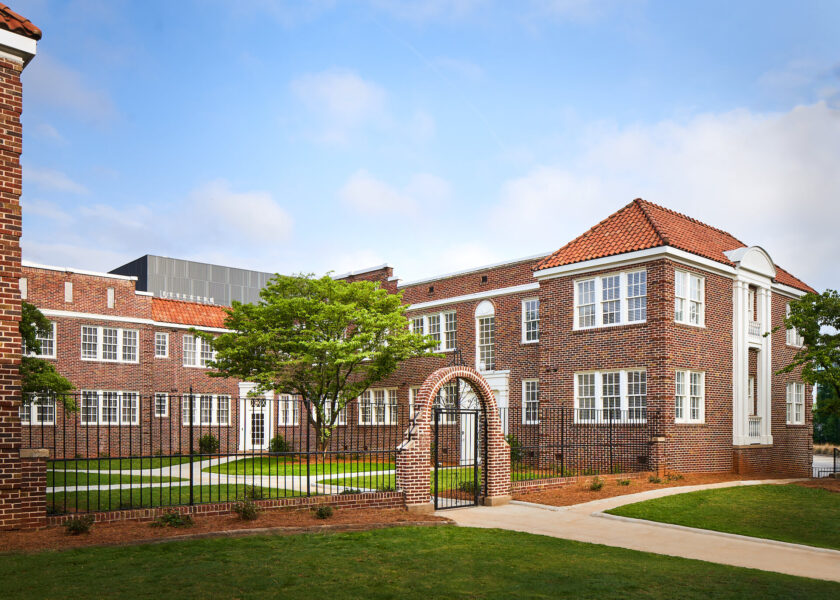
{"left": 20, "top": 392, "right": 403, "bottom": 515}
{"left": 500, "top": 406, "right": 659, "bottom": 481}
{"left": 812, "top": 448, "right": 839, "bottom": 478}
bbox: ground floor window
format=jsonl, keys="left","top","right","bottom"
{"left": 182, "top": 394, "right": 231, "bottom": 426}
{"left": 80, "top": 390, "right": 139, "bottom": 426}
{"left": 278, "top": 395, "right": 300, "bottom": 426}
{"left": 675, "top": 370, "right": 705, "bottom": 424}
{"left": 19, "top": 394, "right": 56, "bottom": 425}
{"left": 522, "top": 379, "right": 539, "bottom": 424}
{"left": 359, "top": 388, "right": 397, "bottom": 425}
{"left": 573, "top": 370, "right": 647, "bottom": 423}
{"left": 154, "top": 393, "right": 169, "bottom": 418}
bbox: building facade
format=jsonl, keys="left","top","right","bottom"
{"left": 22, "top": 200, "right": 815, "bottom": 476}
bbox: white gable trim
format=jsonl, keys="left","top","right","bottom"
{"left": 407, "top": 283, "right": 539, "bottom": 311}
{"left": 37, "top": 308, "right": 231, "bottom": 333}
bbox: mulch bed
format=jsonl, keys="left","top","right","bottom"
{"left": 513, "top": 472, "right": 792, "bottom": 507}
{"left": 795, "top": 477, "right": 840, "bottom": 493}
{"left": 0, "top": 507, "right": 448, "bottom": 554}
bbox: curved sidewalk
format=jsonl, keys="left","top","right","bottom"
{"left": 440, "top": 479, "right": 840, "bottom": 583}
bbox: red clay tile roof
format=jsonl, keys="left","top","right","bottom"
{"left": 774, "top": 267, "right": 816, "bottom": 294}
{"left": 534, "top": 198, "right": 814, "bottom": 293}
{"left": 0, "top": 4, "right": 41, "bottom": 40}
{"left": 152, "top": 297, "right": 229, "bottom": 329}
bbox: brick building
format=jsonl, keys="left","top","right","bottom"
{"left": 21, "top": 199, "right": 815, "bottom": 476}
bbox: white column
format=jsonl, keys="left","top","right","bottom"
{"left": 732, "top": 281, "right": 749, "bottom": 445}
{"left": 758, "top": 287, "right": 774, "bottom": 444}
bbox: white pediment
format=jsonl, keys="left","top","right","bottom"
{"left": 724, "top": 246, "right": 776, "bottom": 278}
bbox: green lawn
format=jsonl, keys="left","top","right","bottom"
{"left": 49, "top": 457, "right": 194, "bottom": 471}
{"left": 607, "top": 484, "right": 840, "bottom": 550}
{"left": 205, "top": 457, "right": 394, "bottom": 477}
{"left": 2, "top": 527, "right": 837, "bottom": 598}
{"left": 47, "top": 472, "right": 183, "bottom": 487}
{"left": 323, "top": 466, "right": 478, "bottom": 492}
{"left": 47, "top": 484, "right": 296, "bottom": 513}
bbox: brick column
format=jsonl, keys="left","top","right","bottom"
{"left": 650, "top": 435, "right": 667, "bottom": 477}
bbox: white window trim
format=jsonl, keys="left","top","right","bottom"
{"left": 409, "top": 310, "right": 457, "bottom": 352}
{"left": 79, "top": 326, "right": 140, "bottom": 364}
{"left": 521, "top": 298, "right": 540, "bottom": 343}
{"left": 277, "top": 395, "right": 300, "bottom": 426}
{"left": 181, "top": 393, "right": 231, "bottom": 426}
{"left": 182, "top": 334, "right": 216, "bottom": 368}
{"left": 573, "top": 369, "right": 648, "bottom": 424}
{"left": 155, "top": 332, "right": 170, "bottom": 358}
{"left": 358, "top": 388, "right": 398, "bottom": 426}
{"left": 312, "top": 400, "right": 347, "bottom": 426}
{"left": 786, "top": 382, "right": 805, "bottom": 425}
{"left": 409, "top": 386, "right": 420, "bottom": 422}
{"left": 674, "top": 269, "right": 706, "bottom": 327}
{"left": 27, "top": 322, "right": 57, "bottom": 359}
{"left": 19, "top": 394, "right": 56, "bottom": 425}
{"left": 785, "top": 304, "right": 804, "bottom": 347}
{"left": 522, "top": 379, "right": 540, "bottom": 424}
{"left": 573, "top": 269, "right": 647, "bottom": 330}
{"left": 154, "top": 393, "right": 169, "bottom": 418}
{"left": 80, "top": 390, "right": 140, "bottom": 426}
{"left": 675, "top": 370, "right": 705, "bottom": 424}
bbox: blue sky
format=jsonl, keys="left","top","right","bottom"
{"left": 15, "top": 0, "right": 840, "bottom": 290}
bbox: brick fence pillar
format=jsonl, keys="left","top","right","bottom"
{"left": 650, "top": 436, "right": 667, "bottom": 477}
{"left": 17, "top": 448, "right": 47, "bottom": 529}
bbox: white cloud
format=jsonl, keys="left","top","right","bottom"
{"left": 434, "top": 56, "right": 484, "bottom": 81}
{"left": 24, "top": 55, "right": 117, "bottom": 124}
{"left": 489, "top": 101, "right": 840, "bottom": 291}
{"left": 33, "top": 123, "right": 66, "bottom": 144}
{"left": 291, "top": 69, "right": 386, "bottom": 143}
{"left": 25, "top": 166, "right": 88, "bottom": 194}
{"left": 339, "top": 170, "right": 450, "bottom": 215}
{"left": 21, "top": 198, "right": 74, "bottom": 224}
{"left": 759, "top": 59, "right": 840, "bottom": 107}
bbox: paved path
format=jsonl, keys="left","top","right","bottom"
{"left": 440, "top": 479, "right": 840, "bottom": 583}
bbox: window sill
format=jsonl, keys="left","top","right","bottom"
{"left": 520, "top": 340, "right": 539, "bottom": 345}
{"left": 785, "top": 423, "right": 807, "bottom": 428}
{"left": 81, "top": 358, "right": 140, "bottom": 365}
{"left": 674, "top": 321, "right": 705, "bottom": 330}
{"left": 674, "top": 421, "right": 707, "bottom": 426}
{"left": 573, "top": 321, "right": 647, "bottom": 333}
{"left": 154, "top": 356, "right": 169, "bottom": 359}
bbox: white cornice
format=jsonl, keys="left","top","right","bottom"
{"left": 771, "top": 282, "right": 809, "bottom": 299}
{"left": 0, "top": 28, "right": 36, "bottom": 66}
{"left": 23, "top": 261, "right": 138, "bottom": 282}
{"left": 407, "top": 283, "right": 540, "bottom": 311}
{"left": 38, "top": 308, "right": 230, "bottom": 334}
{"left": 398, "top": 252, "right": 551, "bottom": 289}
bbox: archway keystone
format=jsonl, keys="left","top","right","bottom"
{"left": 396, "top": 366, "right": 511, "bottom": 512}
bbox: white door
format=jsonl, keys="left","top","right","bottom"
{"left": 244, "top": 398, "right": 269, "bottom": 451}
{"left": 459, "top": 390, "right": 480, "bottom": 466}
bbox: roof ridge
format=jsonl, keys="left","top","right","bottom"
{"left": 634, "top": 198, "right": 670, "bottom": 246}
{"left": 636, "top": 198, "right": 746, "bottom": 246}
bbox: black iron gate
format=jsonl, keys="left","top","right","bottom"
{"left": 433, "top": 407, "right": 486, "bottom": 509}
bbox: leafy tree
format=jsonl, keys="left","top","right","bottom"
{"left": 777, "top": 290, "right": 840, "bottom": 415}
{"left": 814, "top": 384, "right": 840, "bottom": 445}
{"left": 20, "top": 301, "right": 74, "bottom": 408}
{"left": 202, "top": 274, "right": 437, "bottom": 450}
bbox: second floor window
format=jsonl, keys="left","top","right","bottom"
{"left": 785, "top": 304, "right": 804, "bottom": 347}
{"left": 786, "top": 382, "right": 805, "bottom": 425}
{"left": 155, "top": 332, "right": 169, "bottom": 358}
{"left": 522, "top": 298, "right": 539, "bottom": 342}
{"left": 25, "top": 322, "right": 56, "bottom": 358}
{"left": 81, "top": 326, "right": 139, "bottom": 364}
{"left": 675, "top": 270, "right": 704, "bottom": 326}
{"left": 575, "top": 270, "right": 647, "bottom": 330}
{"left": 477, "top": 316, "right": 495, "bottom": 370}
{"left": 183, "top": 334, "right": 215, "bottom": 368}
{"left": 409, "top": 311, "right": 457, "bottom": 351}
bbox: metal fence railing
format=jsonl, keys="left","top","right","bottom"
{"left": 500, "top": 406, "right": 659, "bottom": 482}
{"left": 20, "top": 392, "right": 403, "bottom": 515}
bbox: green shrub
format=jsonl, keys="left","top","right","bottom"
{"left": 589, "top": 477, "right": 604, "bottom": 491}
{"left": 617, "top": 479, "right": 631, "bottom": 486}
{"left": 506, "top": 434, "right": 523, "bottom": 464}
{"left": 233, "top": 498, "right": 262, "bottom": 521}
{"left": 269, "top": 434, "right": 291, "bottom": 453}
{"left": 648, "top": 475, "right": 662, "bottom": 484}
{"left": 243, "top": 485, "right": 263, "bottom": 500}
{"left": 340, "top": 488, "right": 362, "bottom": 495}
{"left": 151, "top": 510, "right": 194, "bottom": 528}
{"left": 64, "top": 515, "right": 95, "bottom": 535}
{"left": 198, "top": 434, "right": 220, "bottom": 455}
{"left": 376, "top": 484, "right": 395, "bottom": 492}
{"left": 665, "top": 472, "right": 684, "bottom": 482}
{"left": 457, "top": 480, "right": 479, "bottom": 495}
{"left": 315, "top": 505, "right": 334, "bottom": 519}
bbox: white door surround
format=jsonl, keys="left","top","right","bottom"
{"left": 238, "top": 382, "right": 274, "bottom": 451}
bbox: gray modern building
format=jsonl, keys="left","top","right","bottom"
{"left": 110, "top": 255, "right": 275, "bottom": 306}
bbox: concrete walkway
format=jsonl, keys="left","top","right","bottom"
{"left": 440, "top": 479, "right": 840, "bottom": 583}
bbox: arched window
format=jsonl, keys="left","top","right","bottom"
{"left": 475, "top": 301, "right": 495, "bottom": 371}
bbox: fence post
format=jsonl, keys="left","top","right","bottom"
{"left": 189, "top": 387, "right": 194, "bottom": 507}
{"left": 560, "top": 406, "right": 565, "bottom": 478}
{"left": 306, "top": 403, "right": 311, "bottom": 497}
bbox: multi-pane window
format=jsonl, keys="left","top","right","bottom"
{"left": 278, "top": 395, "right": 300, "bottom": 426}
{"left": 79, "top": 390, "right": 139, "bottom": 425}
{"left": 675, "top": 370, "right": 705, "bottom": 424}
{"left": 80, "top": 326, "right": 139, "bottom": 363}
{"left": 786, "top": 382, "right": 805, "bottom": 425}
{"left": 155, "top": 332, "right": 169, "bottom": 358}
{"left": 19, "top": 395, "right": 56, "bottom": 425}
{"left": 322, "top": 401, "right": 347, "bottom": 426}
{"left": 627, "top": 271, "right": 647, "bottom": 322}
{"left": 574, "top": 370, "right": 647, "bottom": 423}
{"left": 358, "top": 388, "right": 397, "bottom": 425}
{"left": 477, "top": 316, "right": 495, "bottom": 370}
{"left": 523, "top": 379, "right": 539, "bottom": 424}
{"left": 522, "top": 299, "right": 539, "bottom": 343}
{"left": 183, "top": 335, "right": 216, "bottom": 368}
{"left": 154, "top": 393, "right": 169, "bottom": 418}
{"left": 785, "top": 304, "right": 804, "bottom": 347}
{"left": 434, "top": 381, "right": 458, "bottom": 424}
{"left": 575, "top": 270, "right": 647, "bottom": 329}
{"left": 182, "top": 394, "right": 230, "bottom": 426}
{"left": 601, "top": 372, "right": 621, "bottom": 420}
{"left": 409, "top": 386, "right": 420, "bottom": 421}
{"left": 675, "top": 270, "right": 704, "bottom": 326}
{"left": 25, "top": 322, "right": 56, "bottom": 358}
{"left": 410, "top": 311, "right": 457, "bottom": 351}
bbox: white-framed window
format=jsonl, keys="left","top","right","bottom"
{"left": 522, "top": 379, "right": 539, "bottom": 424}
{"left": 25, "top": 322, "right": 56, "bottom": 358}
{"left": 322, "top": 401, "right": 347, "bottom": 426}
{"left": 475, "top": 300, "right": 495, "bottom": 371}
{"left": 675, "top": 270, "right": 705, "bottom": 326}
{"left": 748, "top": 376, "right": 756, "bottom": 416}
{"left": 573, "top": 370, "right": 647, "bottom": 423}
{"left": 574, "top": 270, "right": 647, "bottom": 330}
{"left": 278, "top": 395, "right": 300, "bottom": 426}
{"left": 409, "top": 386, "right": 420, "bottom": 421}
{"left": 358, "top": 388, "right": 397, "bottom": 425}
{"left": 409, "top": 311, "right": 457, "bottom": 352}
{"left": 522, "top": 298, "right": 539, "bottom": 343}
{"left": 80, "top": 326, "right": 139, "bottom": 364}
{"left": 675, "top": 370, "right": 705, "bottom": 424}
{"left": 155, "top": 332, "right": 169, "bottom": 358}
{"left": 433, "top": 381, "right": 457, "bottom": 425}
{"left": 80, "top": 390, "right": 139, "bottom": 425}
{"left": 786, "top": 382, "right": 805, "bottom": 425}
{"left": 19, "top": 394, "right": 56, "bottom": 425}
{"left": 785, "top": 304, "right": 804, "bottom": 347}
{"left": 154, "top": 393, "right": 169, "bottom": 418}
{"left": 181, "top": 393, "right": 231, "bottom": 426}
{"left": 183, "top": 334, "right": 216, "bottom": 368}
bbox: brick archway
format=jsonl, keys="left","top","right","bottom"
{"left": 396, "top": 366, "right": 510, "bottom": 512}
